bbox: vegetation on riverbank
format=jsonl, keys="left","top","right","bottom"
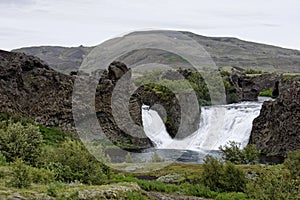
{"left": 0, "top": 114, "right": 299, "bottom": 199}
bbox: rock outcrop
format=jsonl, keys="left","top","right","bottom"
{"left": 94, "top": 61, "right": 153, "bottom": 150}
{"left": 250, "top": 77, "right": 300, "bottom": 163}
{"left": 0, "top": 50, "right": 154, "bottom": 150}
{"left": 0, "top": 50, "right": 74, "bottom": 129}
{"left": 227, "top": 72, "right": 279, "bottom": 101}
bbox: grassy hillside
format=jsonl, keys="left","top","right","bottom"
{"left": 13, "top": 31, "right": 300, "bottom": 74}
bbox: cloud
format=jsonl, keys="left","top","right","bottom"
{"left": 0, "top": 0, "right": 35, "bottom": 5}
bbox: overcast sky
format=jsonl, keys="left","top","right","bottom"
{"left": 0, "top": 0, "right": 299, "bottom": 51}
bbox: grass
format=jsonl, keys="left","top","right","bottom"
{"left": 38, "top": 125, "right": 67, "bottom": 146}
{"left": 0, "top": 159, "right": 295, "bottom": 199}
{"left": 259, "top": 88, "right": 273, "bottom": 97}
{"left": 282, "top": 74, "right": 300, "bottom": 80}
{"left": 244, "top": 69, "right": 264, "bottom": 74}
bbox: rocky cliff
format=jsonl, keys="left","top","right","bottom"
{"left": 251, "top": 76, "right": 300, "bottom": 163}
{"left": 0, "top": 50, "right": 74, "bottom": 129}
{"left": 0, "top": 50, "right": 154, "bottom": 150}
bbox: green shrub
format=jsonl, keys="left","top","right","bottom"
{"left": 244, "top": 69, "right": 263, "bottom": 74}
{"left": 37, "top": 140, "right": 110, "bottom": 184}
{"left": 202, "top": 156, "right": 247, "bottom": 192}
{"left": 126, "top": 192, "right": 147, "bottom": 200}
{"left": 47, "top": 182, "right": 67, "bottom": 197}
{"left": 0, "top": 113, "right": 34, "bottom": 125}
{"left": 45, "top": 162, "right": 73, "bottom": 182}
{"left": 283, "top": 149, "right": 300, "bottom": 179}
{"left": 0, "top": 152, "right": 6, "bottom": 166}
{"left": 202, "top": 156, "right": 225, "bottom": 191}
{"left": 0, "top": 121, "right": 43, "bottom": 164}
{"left": 245, "top": 171, "right": 299, "bottom": 200}
{"left": 242, "top": 144, "right": 260, "bottom": 164}
{"left": 219, "top": 142, "right": 243, "bottom": 164}
{"left": 220, "top": 70, "right": 231, "bottom": 76}
{"left": 7, "top": 159, "right": 32, "bottom": 188}
{"left": 222, "top": 162, "right": 247, "bottom": 192}
{"left": 219, "top": 141, "right": 259, "bottom": 164}
{"left": 30, "top": 167, "right": 56, "bottom": 184}
{"left": 133, "top": 179, "right": 178, "bottom": 193}
{"left": 181, "top": 183, "right": 217, "bottom": 198}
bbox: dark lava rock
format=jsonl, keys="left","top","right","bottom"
{"left": 250, "top": 77, "right": 300, "bottom": 163}
{"left": 228, "top": 72, "right": 279, "bottom": 101}
{"left": 0, "top": 50, "right": 74, "bottom": 129}
{"left": 0, "top": 51, "right": 153, "bottom": 150}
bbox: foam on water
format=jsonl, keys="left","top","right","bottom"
{"left": 142, "top": 97, "right": 272, "bottom": 151}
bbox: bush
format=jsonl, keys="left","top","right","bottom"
{"left": 202, "top": 156, "right": 225, "bottom": 191}
{"left": 0, "top": 152, "right": 6, "bottom": 166}
{"left": 242, "top": 144, "right": 260, "bottom": 164}
{"left": 219, "top": 141, "right": 259, "bottom": 164}
{"left": 245, "top": 171, "right": 299, "bottom": 200}
{"left": 181, "top": 183, "right": 217, "bottom": 198}
{"left": 30, "top": 167, "right": 56, "bottom": 184}
{"left": 220, "top": 70, "right": 231, "bottom": 76}
{"left": 219, "top": 142, "right": 243, "bottom": 164}
{"left": 222, "top": 162, "right": 247, "bottom": 192}
{"left": 0, "top": 121, "right": 43, "bottom": 164}
{"left": 37, "top": 140, "right": 110, "bottom": 184}
{"left": 283, "top": 149, "right": 300, "bottom": 179}
{"left": 7, "top": 159, "right": 32, "bottom": 188}
{"left": 244, "top": 69, "right": 263, "bottom": 74}
{"left": 126, "top": 192, "right": 147, "bottom": 200}
{"left": 202, "top": 156, "right": 247, "bottom": 192}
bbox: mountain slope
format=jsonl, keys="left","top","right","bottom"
{"left": 13, "top": 31, "right": 300, "bottom": 74}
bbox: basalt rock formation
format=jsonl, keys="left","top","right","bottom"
{"left": 0, "top": 50, "right": 74, "bottom": 129}
{"left": 251, "top": 77, "right": 300, "bottom": 163}
{"left": 93, "top": 61, "right": 154, "bottom": 150}
{"left": 227, "top": 72, "right": 280, "bottom": 101}
{"left": 0, "top": 50, "right": 154, "bottom": 150}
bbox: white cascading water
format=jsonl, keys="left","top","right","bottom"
{"left": 142, "top": 97, "right": 271, "bottom": 151}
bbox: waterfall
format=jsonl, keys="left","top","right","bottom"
{"left": 142, "top": 97, "right": 271, "bottom": 151}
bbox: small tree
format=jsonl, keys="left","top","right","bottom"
{"left": 242, "top": 144, "right": 259, "bottom": 164}
{"left": 202, "top": 155, "right": 224, "bottom": 191}
{"left": 0, "top": 121, "right": 43, "bottom": 164}
{"left": 223, "top": 162, "right": 247, "bottom": 192}
{"left": 202, "top": 155, "right": 247, "bottom": 192}
{"left": 219, "top": 141, "right": 259, "bottom": 164}
{"left": 219, "top": 141, "right": 243, "bottom": 164}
